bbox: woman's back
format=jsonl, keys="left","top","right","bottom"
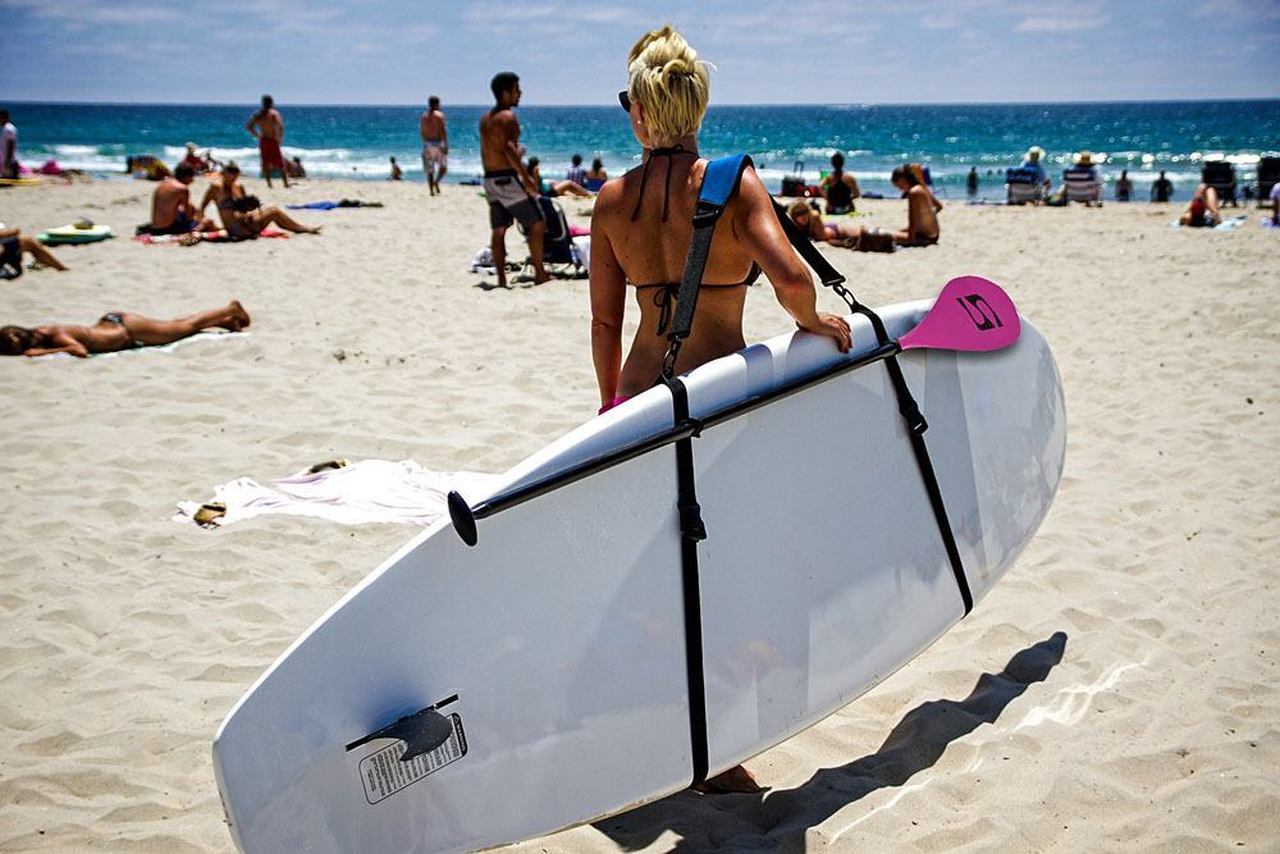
{"left": 593, "top": 153, "right": 760, "bottom": 392}
{"left": 589, "top": 24, "right": 849, "bottom": 412}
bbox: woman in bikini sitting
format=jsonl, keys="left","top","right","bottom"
{"left": 1179, "top": 183, "right": 1222, "bottom": 227}
{"left": 890, "top": 164, "right": 941, "bottom": 246}
{"left": 591, "top": 26, "right": 850, "bottom": 419}
{"left": 527, "top": 156, "right": 592, "bottom": 198}
{"left": 198, "top": 162, "right": 320, "bottom": 239}
{"left": 786, "top": 200, "right": 863, "bottom": 247}
{"left": 0, "top": 301, "right": 250, "bottom": 357}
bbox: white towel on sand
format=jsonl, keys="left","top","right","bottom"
{"left": 173, "top": 459, "right": 502, "bottom": 528}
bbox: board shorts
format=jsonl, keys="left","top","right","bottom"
{"left": 483, "top": 169, "right": 542, "bottom": 230}
{"left": 149, "top": 212, "right": 195, "bottom": 235}
{"left": 422, "top": 141, "right": 447, "bottom": 167}
{"left": 259, "top": 137, "right": 285, "bottom": 170}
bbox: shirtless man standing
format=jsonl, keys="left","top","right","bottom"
{"left": 150, "top": 164, "right": 216, "bottom": 234}
{"left": 420, "top": 95, "right": 449, "bottom": 195}
{"left": 479, "top": 73, "right": 548, "bottom": 286}
{"left": 245, "top": 95, "right": 289, "bottom": 189}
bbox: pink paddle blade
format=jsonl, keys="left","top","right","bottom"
{"left": 898, "top": 275, "right": 1021, "bottom": 352}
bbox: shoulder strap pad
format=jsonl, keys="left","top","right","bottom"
{"left": 698, "top": 155, "right": 753, "bottom": 209}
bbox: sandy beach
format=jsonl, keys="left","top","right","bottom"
{"left": 1, "top": 175, "right": 1277, "bottom": 851}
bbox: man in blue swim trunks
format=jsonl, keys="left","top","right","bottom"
{"left": 150, "top": 164, "right": 215, "bottom": 234}
{"left": 479, "top": 72, "right": 549, "bottom": 286}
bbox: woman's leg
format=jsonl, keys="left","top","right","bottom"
{"left": 120, "top": 301, "right": 250, "bottom": 345}
{"left": 255, "top": 206, "right": 320, "bottom": 234}
{"left": 20, "top": 236, "right": 70, "bottom": 271}
{"left": 553, "top": 180, "right": 592, "bottom": 198}
{"left": 1204, "top": 186, "right": 1222, "bottom": 220}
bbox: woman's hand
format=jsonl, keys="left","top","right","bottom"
{"left": 799, "top": 312, "right": 852, "bottom": 352}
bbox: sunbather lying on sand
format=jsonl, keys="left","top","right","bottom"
{"left": 786, "top": 200, "right": 862, "bottom": 246}
{"left": 1, "top": 226, "right": 70, "bottom": 275}
{"left": 0, "top": 301, "right": 250, "bottom": 357}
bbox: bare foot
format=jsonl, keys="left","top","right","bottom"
{"left": 307, "top": 226, "right": 322, "bottom": 235}
{"left": 533, "top": 272, "right": 553, "bottom": 285}
{"left": 229, "top": 300, "right": 251, "bottom": 329}
{"left": 694, "top": 765, "right": 765, "bottom": 794}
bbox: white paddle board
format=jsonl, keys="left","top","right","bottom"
{"left": 213, "top": 294, "right": 1066, "bottom": 852}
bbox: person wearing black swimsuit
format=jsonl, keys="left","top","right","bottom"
{"left": 587, "top": 25, "right": 852, "bottom": 793}
{"left": 819, "top": 151, "right": 860, "bottom": 215}
{"left": 589, "top": 27, "right": 850, "bottom": 417}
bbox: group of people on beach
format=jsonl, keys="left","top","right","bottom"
{"left": 0, "top": 94, "right": 326, "bottom": 358}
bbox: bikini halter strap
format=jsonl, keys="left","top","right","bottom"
{"left": 630, "top": 144, "right": 698, "bottom": 223}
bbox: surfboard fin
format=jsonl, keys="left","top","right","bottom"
{"left": 345, "top": 706, "right": 454, "bottom": 763}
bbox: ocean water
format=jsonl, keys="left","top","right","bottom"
{"left": 7, "top": 100, "right": 1279, "bottom": 200}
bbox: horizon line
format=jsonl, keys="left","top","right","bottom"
{"left": 2, "top": 96, "right": 1278, "bottom": 110}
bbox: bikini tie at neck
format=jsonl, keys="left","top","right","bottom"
{"left": 631, "top": 145, "right": 698, "bottom": 223}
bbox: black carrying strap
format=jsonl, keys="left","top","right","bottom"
{"left": 662, "top": 375, "right": 709, "bottom": 785}
{"left": 770, "top": 199, "right": 974, "bottom": 614}
{"left": 661, "top": 155, "right": 754, "bottom": 378}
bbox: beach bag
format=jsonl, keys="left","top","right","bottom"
{"left": 780, "top": 160, "right": 806, "bottom": 197}
{"left": 855, "top": 230, "right": 896, "bottom": 253}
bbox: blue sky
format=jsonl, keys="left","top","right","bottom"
{"left": 2, "top": 0, "right": 1277, "bottom": 105}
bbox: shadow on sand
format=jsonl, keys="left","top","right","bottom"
{"left": 593, "top": 631, "right": 1068, "bottom": 852}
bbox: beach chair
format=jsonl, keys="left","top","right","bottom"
{"left": 519, "top": 196, "right": 585, "bottom": 279}
{"left": 1258, "top": 157, "right": 1280, "bottom": 210}
{"left": 1005, "top": 166, "right": 1043, "bottom": 205}
{"left": 1201, "top": 161, "right": 1237, "bottom": 207}
{"left": 1062, "top": 166, "right": 1102, "bottom": 205}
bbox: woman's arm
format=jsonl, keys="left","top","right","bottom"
{"left": 906, "top": 185, "right": 924, "bottom": 234}
{"left": 733, "top": 169, "right": 851, "bottom": 352}
{"left": 25, "top": 329, "right": 88, "bottom": 358}
{"left": 589, "top": 210, "right": 627, "bottom": 407}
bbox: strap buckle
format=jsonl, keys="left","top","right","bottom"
{"left": 691, "top": 199, "right": 723, "bottom": 228}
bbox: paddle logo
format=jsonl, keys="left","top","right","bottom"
{"left": 897, "top": 276, "right": 1020, "bottom": 353}
{"left": 955, "top": 293, "right": 1004, "bottom": 331}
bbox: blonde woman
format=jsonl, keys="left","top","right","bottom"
{"left": 590, "top": 26, "right": 850, "bottom": 415}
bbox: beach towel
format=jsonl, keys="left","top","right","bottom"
{"left": 172, "top": 459, "right": 502, "bottom": 528}
{"left": 286, "top": 199, "right": 384, "bottom": 210}
{"left": 134, "top": 229, "right": 288, "bottom": 244}
{"left": 1169, "top": 215, "right": 1248, "bottom": 231}
{"left": 26, "top": 330, "right": 250, "bottom": 360}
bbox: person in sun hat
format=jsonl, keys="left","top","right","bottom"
{"left": 1020, "top": 145, "right": 1051, "bottom": 194}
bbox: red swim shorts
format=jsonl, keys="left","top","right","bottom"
{"left": 259, "top": 137, "right": 285, "bottom": 170}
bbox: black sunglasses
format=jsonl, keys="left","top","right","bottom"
{"left": 618, "top": 90, "right": 631, "bottom": 113}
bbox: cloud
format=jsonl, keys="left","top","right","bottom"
{"left": 1014, "top": 15, "right": 1109, "bottom": 33}
{"left": 0, "top": 0, "right": 183, "bottom": 24}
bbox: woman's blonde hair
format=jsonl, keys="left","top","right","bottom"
{"left": 627, "top": 26, "right": 710, "bottom": 147}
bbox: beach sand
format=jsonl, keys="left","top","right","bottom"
{"left": 1, "top": 176, "right": 1277, "bottom": 851}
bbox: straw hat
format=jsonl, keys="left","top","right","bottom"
{"left": 1026, "top": 145, "right": 1045, "bottom": 162}
{"left": 1075, "top": 151, "right": 1095, "bottom": 166}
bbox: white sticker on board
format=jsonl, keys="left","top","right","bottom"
{"left": 358, "top": 712, "right": 468, "bottom": 805}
